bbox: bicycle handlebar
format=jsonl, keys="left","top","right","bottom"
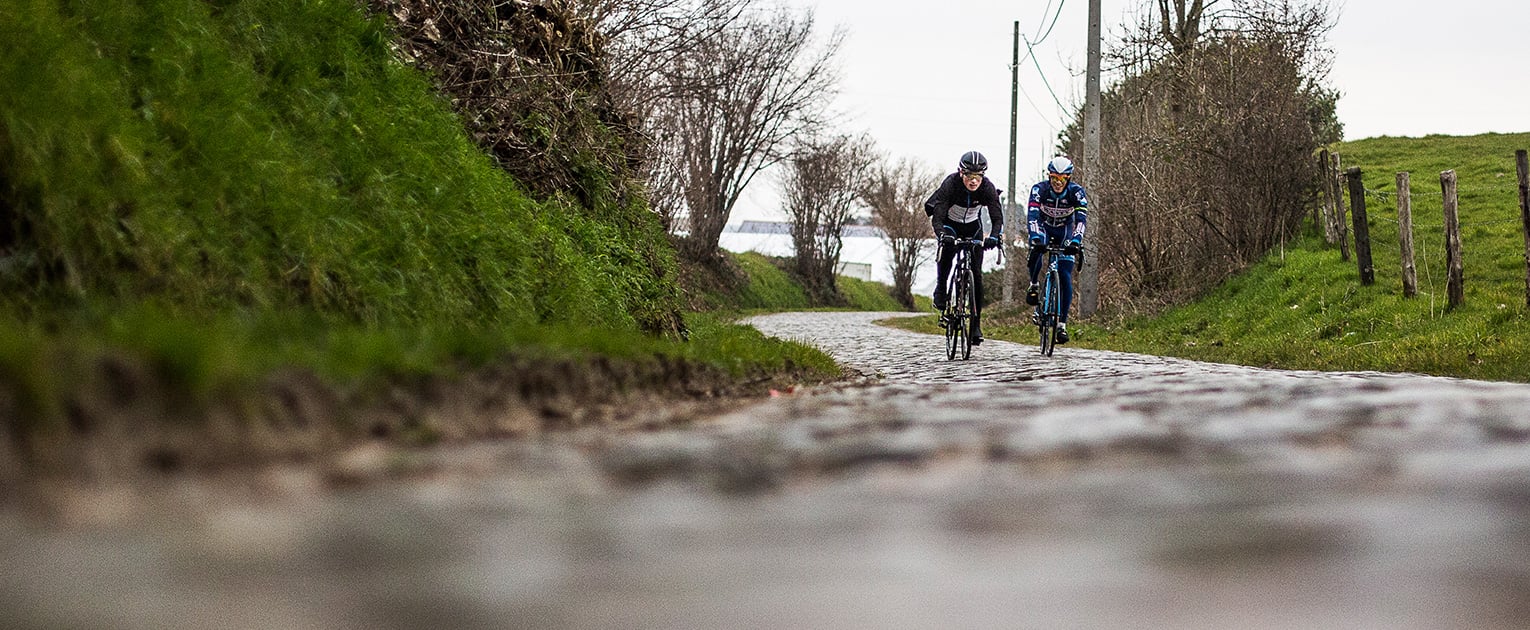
{"left": 1035, "top": 241, "right": 1082, "bottom": 269}
{"left": 940, "top": 237, "right": 984, "bottom": 253}
{"left": 1033, "top": 240, "right": 1084, "bottom": 252}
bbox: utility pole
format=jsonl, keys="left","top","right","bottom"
{"left": 1006, "top": 20, "right": 1020, "bottom": 304}
{"left": 1078, "top": 0, "right": 1103, "bottom": 318}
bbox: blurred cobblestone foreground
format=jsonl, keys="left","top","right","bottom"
{"left": 7, "top": 311, "right": 1530, "bottom": 629}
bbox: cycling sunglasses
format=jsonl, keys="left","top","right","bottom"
{"left": 1048, "top": 173, "right": 1070, "bottom": 184}
{"left": 960, "top": 170, "right": 985, "bottom": 180}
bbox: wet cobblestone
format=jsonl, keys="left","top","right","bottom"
{"left": 732, "top": 311, "right": 1530, "bottom": 478}
{"left": 7, "top": 311, "right": 1530, "bottom": 629}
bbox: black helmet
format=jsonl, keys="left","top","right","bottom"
{"left": 959, "top": 151, "right": 988, "bottom": 174}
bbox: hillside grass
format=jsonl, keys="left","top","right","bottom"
{"left": 1, "top": 0, "right": 680, "bottom": 330}
{"left": 688, "top": 250, "right": 915, "bottom": 314}
{"left": 0, "top": 0, "right": 843, "bottom": 446}
{"left": 890, "top": 132, "right": 1530, "bottom": 383}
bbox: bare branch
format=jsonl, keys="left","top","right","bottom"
{"left": 1064, "top": 0, "right": 1339, "bottom": 314}
{"left": 645, "top": 4, "right": 843, "bottom": 262}
{"left": 859, "top": 156, "right": 942, "bottom": 308}
{"left": 778, "top": 133, "right": 877, "bottom": 304}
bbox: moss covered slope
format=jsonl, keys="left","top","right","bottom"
{"left": 0, "top": 0, "right": 679, "bottom": 332}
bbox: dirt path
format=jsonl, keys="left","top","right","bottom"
{"left": 6, "top": 311, "right": 1530, "bottom": 629}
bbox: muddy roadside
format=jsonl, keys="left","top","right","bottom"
{"left": 0, "top": 349, "right": 842, "bottom": 517}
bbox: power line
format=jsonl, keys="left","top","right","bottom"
{"left": 1035, "top": 0, "right": 1055, "bottom": 39}
{"left": 1007, "top": 0, "right": 1073, "bottom": 128}
{"left": 1016, "top": 0, "right": 1069, "bottom": 71}
{"left": 1016, "top": 73, "right": 1064, "bottom": 129}
{"left": 1023, "top": 34, "right": 1071, "bottom": 123}
{"left": 1032, "top": 0, "right": 1067, "bottom": 46}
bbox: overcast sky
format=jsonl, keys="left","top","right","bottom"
{"left": 732, "top": 0, "right": 1530, "bottom": 223}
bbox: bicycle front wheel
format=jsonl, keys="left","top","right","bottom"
{"left": 960, "top": 267, "right": 975, "bottom": 359}
{"left": 945, "top": 311, "right": 960, "bottom": 360}
{"left": 1041, "top": 269, "right": 1061, "bottom": 357}
{"left": 1039, "top": 314, "right": 1054, "bottom": 357}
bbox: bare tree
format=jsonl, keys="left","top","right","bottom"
{"left": 568, "top": 0, "right": 751, "bottom": 105}
{"left": 375, "top": 0, "right": 632, "bottom": 203}
{"left": 1158, "top": 0, "right": 1217, "bottom": 54}
{"left": 1062, "top": 0, "right": 1339, "bottom": 314}
{"left": 780, "top": 134, "right": 875, "bottom": 304}
{"left": 860, "top": 156, "right": 941, "bottom": 309}
{"left": 1123, "top": 0, "right": 1332, "bottom": 66}
{"left": 650, "top": 5, "right": 843, "bottom": 263}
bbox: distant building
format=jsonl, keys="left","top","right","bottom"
{"left": 731, "top": 220, "right": 885, "bottom": 239}
{"left": 837, "top": 261, "right": 872, "bottom": 281}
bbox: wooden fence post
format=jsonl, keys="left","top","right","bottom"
{"left": 1317, "top": 149, "right": 1338, "bottom": 243}
{"left": 1441, "top": 170, "right": 1464, "bottom": 308}
{"left": 1397, "top": 172, "right": 1417, "bottom": 298}
{"left": 1331, "top": 153, "right": 1350, "bottom": 261}
{"left": 1518, "top": 149, "right": 1529, "bottom": 308}
{"left": 1346, "top": 167, "right": 1374, "bottom": 285}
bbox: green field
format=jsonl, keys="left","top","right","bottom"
{"left": 894, "top": 132, "right": 1530, "bottom": 382}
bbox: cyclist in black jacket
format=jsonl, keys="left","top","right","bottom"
{"left": 925, "top": 150, "right": 1004, "bottom": 345}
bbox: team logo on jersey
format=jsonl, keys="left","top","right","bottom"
{"left": 1040, "top": 203, "right": 1074, "bottom": 219}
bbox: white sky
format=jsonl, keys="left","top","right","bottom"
{"left": 732, "top": 0, "right": 1530, "bottom": 224}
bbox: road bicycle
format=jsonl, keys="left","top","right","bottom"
{"left": 1032, "top": 242, "right": 1074, "bottom": 357}
{"left": 940, "top": 237, "right": 983, "bottom": 360}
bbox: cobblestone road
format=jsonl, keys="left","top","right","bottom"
{"left": 6, "top": 311, "right": 1530, "bottom": 629}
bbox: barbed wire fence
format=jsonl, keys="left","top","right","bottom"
{"left": 1318, "top": 148, "right": 1530, "bottom": 314}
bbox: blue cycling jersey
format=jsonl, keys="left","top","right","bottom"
{"left": 1027, "top": 181, "right": 1089, "bottom": 242}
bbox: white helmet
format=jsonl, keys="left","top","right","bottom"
{"left": 1047, "top": 156, "right": 1074, "bottom": 176}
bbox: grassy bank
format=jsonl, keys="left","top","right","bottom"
{"left": 890, "top": 132, "right": 1530, "bottom": 382}
{"left": 1, "top": 0, "right": 680, "bottom": 331}
{"left": 0, "top": 0, "right": 851, "bottom": 478}
{"left": 687, "top": 251, "right": 913, "bottom": 314}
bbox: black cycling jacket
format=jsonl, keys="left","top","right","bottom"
{"left": 924, "top": 173, "right": 1004, "bottom": 237}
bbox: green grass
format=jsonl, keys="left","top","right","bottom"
{"left": 0, "top": 0, "right": 844, "bottom": 445}
{"left": 0, "top": 0, "right": 676, "bottom": 331}
{"left": 889, "top": 132, "right": 1530, "bottom": 382}
{"left": 1076, "top": 239, "right": 1530, "bottom": 381}
{"left": 731, "top": 252, "right": 813, "bottom": 310}
{"left": 0, "top": 305, "right": 843, "bottom": 446}
{"left": 694, "top": 251, "right": 913, "bottom": 313}
{"left": 837, "top": 273, "right": 910, "bottom": 312}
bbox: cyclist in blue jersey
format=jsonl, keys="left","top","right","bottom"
{"left": 926, "top": 150, "right": 1004, "bottom": 345}
{"left": 1025, "top": 156, "right": 1089, "bottom": 344}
